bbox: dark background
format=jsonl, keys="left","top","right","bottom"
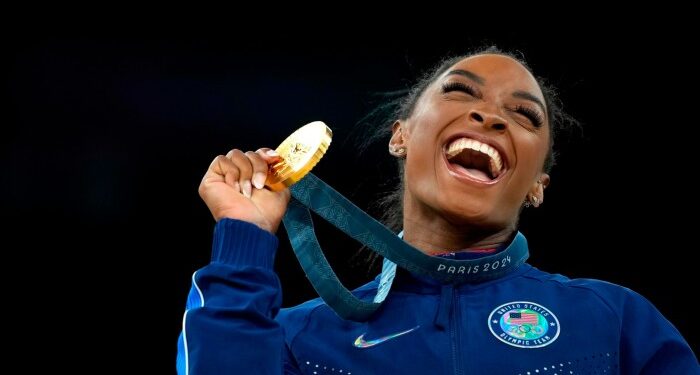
{"left": 6, "top": 33, "right": 697, "bottom": 372}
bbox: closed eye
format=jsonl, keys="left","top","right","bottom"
{"left": 441, "top": 82, "right": 480, "bottom": 98}
{"left": 512, "top": 105, "right": 544, "bottom": 127}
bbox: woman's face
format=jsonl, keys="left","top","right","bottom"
{"left": 393, "top": 54, "right": 550, "bottom": 230}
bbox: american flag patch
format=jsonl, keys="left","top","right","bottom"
{"left": 509, "top": 311, "right": 539, "bottom": 325}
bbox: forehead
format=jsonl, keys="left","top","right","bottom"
{"left": 443, "top": 54, "right": 543, "bottom": 99}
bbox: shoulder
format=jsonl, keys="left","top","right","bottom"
{"left": 519, "top": 270, "right": 699, "bottom": 372}
{"left": 521, "top": 266, "right": 654, "bottom": 321}
{"left": 276, "top": 279, "right": 379, "bottom": 340}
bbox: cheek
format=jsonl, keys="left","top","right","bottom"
{"left": 406, "top": 126, "right": 441, "bottom": 171}
{"left": 532, "top": 137, "right": 550, "bottom": 169}
{"left": 404, "top": 150, "right": 435, "bottom": 191}
{"left": 524, "top": 144, "right": 548, "bottom": 169}
{"left": 516, "top": 130, "right": 550, "bottom": 169}
{"left": 506, "top": 134, "right": 549, "bottom": 195}
{"left": 403, "top": 143, "right": 442, "bottom": 200}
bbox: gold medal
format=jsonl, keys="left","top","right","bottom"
{"left": 265, "top": 121, "right": 333, "bottom": 191}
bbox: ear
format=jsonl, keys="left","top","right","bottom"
{"left": 528, "top": 173, "right": 550, "bottom": 208}
{"left": 388, "top": 121, "right": 407, "bottom": 156}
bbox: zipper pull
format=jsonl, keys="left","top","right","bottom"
{"left": 434, "top": 285, "right": 453, "bottom": 330}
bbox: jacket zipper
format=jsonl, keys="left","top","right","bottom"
{"left": 449, "top": 286, "right": 463, "bottom": 375}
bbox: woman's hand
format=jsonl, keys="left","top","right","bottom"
{"left": 198, "top": 148, "right": 291, "bottom": 233}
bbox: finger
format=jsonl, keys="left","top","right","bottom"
{"left": 255, "top": 147, "right": 281, "bottom": 163}
{"left": 229, "top": 149, "right": 253, "bottom": 198}
{"left": 208, "top": 155, "right": 241, "bottom": 192}
{"left": 246, "top": 151, "right": 270, "bottom": 190}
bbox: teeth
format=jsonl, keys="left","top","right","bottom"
{"left": 489, "top": 158, "right": 500, "bottom": 178}
{"left": 446, "top": 137, "right": 504, "bottom": 176}
{"left": 487, "top": 148, "right": 497, "bottom": 159}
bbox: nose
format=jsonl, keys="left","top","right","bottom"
{"left": 468, "top": 109, "right": 507, "bottom": 131}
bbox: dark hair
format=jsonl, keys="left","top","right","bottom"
{"left": 354, "top": 47, "right": 578, "bottom": 273}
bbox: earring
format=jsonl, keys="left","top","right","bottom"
{"left": 523, "top": 196, "right": 539, "bottom": 208}
{"left": 390, "top": 146, "right": 406, "bottom": 157}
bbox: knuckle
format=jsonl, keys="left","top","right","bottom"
{"left": 237, "top": 158, "right": 253, "bottom": 174}
{"left": 231, "top": 149, "right": 245, "bottom": 158}
{"left": 255, "top": 148, "right": 273, "bottom": 159}
{"left": 245, "top": 151, "right": 263, "bottom": 164}
{"left": 211, "top": 155, "right": 227, "bottom": 167}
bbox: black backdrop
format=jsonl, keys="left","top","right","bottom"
{"left": 6, "top": 34, "right": 697, "bottom": 372}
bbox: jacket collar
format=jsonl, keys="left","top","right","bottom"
{"left": 373, "top": 231, "right": 530, "bottom": 300}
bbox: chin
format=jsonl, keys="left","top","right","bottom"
{"left": 441, "top": 201, "right": 506, "bottom": 228}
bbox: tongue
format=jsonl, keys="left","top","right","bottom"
{"left": 451, "top": 163, "right": 491, "bottom": 181}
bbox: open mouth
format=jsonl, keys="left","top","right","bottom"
{"left": 444, "top": 137, "right": 506, "bottom": 182}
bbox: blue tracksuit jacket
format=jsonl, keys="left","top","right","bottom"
{"left": 177, "top": 219, "right": 699, "bottom": 374}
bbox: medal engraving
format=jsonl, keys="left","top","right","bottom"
{"left": 265, "top": 121, "right": 332, "bottom": 191}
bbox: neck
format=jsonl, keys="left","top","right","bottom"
{"left": 401, "top": 202, "right": 515, "bottom": 256}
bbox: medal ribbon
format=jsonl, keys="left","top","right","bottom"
{"left": 283, "top": 173, "right": 529, "bottom": 321}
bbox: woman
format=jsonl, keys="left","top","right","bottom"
{"left": 177, "top": 50, "right": 699, "bottom": 374}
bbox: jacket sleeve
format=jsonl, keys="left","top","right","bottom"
{"left": 176, "top": 218, "right": 302, "bottom": 375}
{"left": 618, "top": 288, "right": 699, "bottom": 374}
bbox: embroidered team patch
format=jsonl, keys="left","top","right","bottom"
{"left": 488, "top": 301, "right": 560, "bottom": 348}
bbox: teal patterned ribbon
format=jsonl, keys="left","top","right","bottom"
{"left": 283, "top": 173, "right": 529, "bottom": 321}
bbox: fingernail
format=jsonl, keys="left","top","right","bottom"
{"left": 252, "top": 172, "right": 266, "bottom": 189}
{"left": 242, "top": 180, "right": 252, "bottom": 198}
{"left": 266, "top": 150, "right": 279, "bottom": 157}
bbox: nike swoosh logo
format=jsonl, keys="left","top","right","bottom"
{"left": 353, "top": 325, "right": 420, "bottom": 348}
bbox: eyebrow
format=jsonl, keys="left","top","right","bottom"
{"left": 446, "top": 69, "right": 485, "bottom": 85}
{"left": 512, "top": 90, "right": 546, "bottom": 114}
